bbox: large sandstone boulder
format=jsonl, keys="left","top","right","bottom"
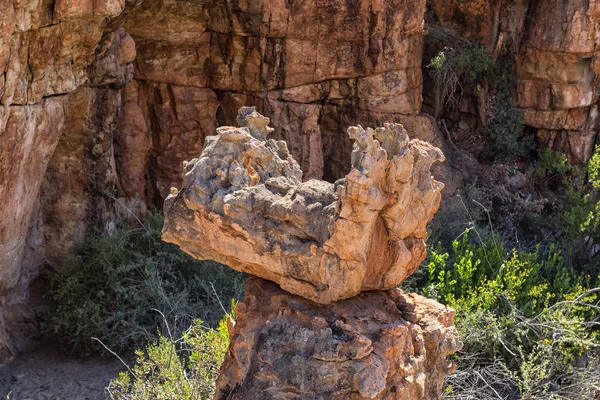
{"left": 163, "top": 107, "right": 444, "bottom": 304}
{"left": 216, "top": 277, "right": 462, "bottom": 400}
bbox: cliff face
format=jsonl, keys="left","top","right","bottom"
{"left": 518, "top": 0, "right": 600, "bottom": 162}
{"left": 1, "top": 0, "right": 598, "bottom": 361}
{"left": 0, "top": 0, "right": 133, "bottom": 358}
{"left": 431, "top": 0, "right": 600, "bottom": 162}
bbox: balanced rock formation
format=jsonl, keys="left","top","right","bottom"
{"left": 165, "top": 107, "right": 459, "bottom": 398}
{"left": 163, "top": 107, "right": 444, "bottom": 304}
{"left": 216, "top": 277, "right": 461, "bottom": 400}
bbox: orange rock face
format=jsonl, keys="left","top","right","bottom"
{"left": 122, "top": 0, "right": 429, "bottom": 183}
{"left": 431, "top": 0, "right": 600, "bottom": 163}
{"left": 216, "top": 277, "right": 462, "bottom": 400}
{"left": 163, "top": 108, "right": 444, "bottom": 304}
{"left": 516, "top": 0, "right": 600, "bottom": 163}
{"left": 0, "top": 0, "right": 133, "bottom": 358}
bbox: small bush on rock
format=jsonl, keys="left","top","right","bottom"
{"left": 52, "top": 212, "right": 245, "bottom": 355}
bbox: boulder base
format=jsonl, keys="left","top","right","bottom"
{"left": 216, "top": 277, "right": 462, "bottom": 400}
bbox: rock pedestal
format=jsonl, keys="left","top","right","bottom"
{"left": 163, "top": 107, "right": 461, "bottom": 399}
{"left": 216, "top": 277, "right": 461, "bottom": 400}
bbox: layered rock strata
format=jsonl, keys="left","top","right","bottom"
{"left": 216, "top": 277, "right": 461, "bottom": 400}
{"left": 121, "top": 0, "right": 430, "bottom": 184}
{"left": 516, "top": 0, "right": 600, "bottom": 163}
{"left": 430, "top": 0, "right": 600, "bottom": 162}
{"left": 163, "top": 108, "right": 445, "bottom": 304}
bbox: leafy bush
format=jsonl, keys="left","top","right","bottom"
{"left": 52, "top": 213, "right": 245, "bottom": 355}
{"left": 480, "top": 58, "right": 531, "bottom": 161}
{"left": 533, "top": 148, "right": 576, "bottom": 180}
{"left": 481, "top": 96, "right": 530, "bottom": 161}
{"left": 107, "top": 314, "right": 232, "bottom": 400}
{"left": 411, "top": 232, "right": 600, "bottom": 399}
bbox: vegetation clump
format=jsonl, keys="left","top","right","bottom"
{"left": 407, "top": 231, "right": 600, "bottom": 399}
{"left": 426, "top": 24, "right": 530, "bottom": 161}
{"left": 52, "top": 212, "right": 245, "bottom": 355}
{"left": 107, "top": 315, "right": 232, "bottom": 400}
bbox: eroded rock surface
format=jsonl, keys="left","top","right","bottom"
{"left": 121, "top": 0, "right": 430, "bottom": 183}
{"left": 430, "top": 0, "right": 600, "bottom": 163}
{"left": 163, "top": 107, "right": 444, "bottom": 304}
{"left": 216, "top": 277, "right": 461, "bottom": 400}
{"left": 0, "top": 0, "right": 131, "bottom": 358}
{"left": 517, "top": 0, "right": 600, "bottom": 163}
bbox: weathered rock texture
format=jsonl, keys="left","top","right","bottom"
{"left": 517, "top": 0, "right": 600, "bottom": 163}
{"left": 163, "top": 108, "right": 444, "bottom": 304}
{"left": 120, "top": 0, "right": 432, "bottom": 186}
{"left": 0, "top": 0, "right": 131, "bottom": 358}
{"left": 430, "top": 0, "right": 600, "bottom": 163}
{"left": 216, "top": 277, "right": 461, "bottom": 400}
{"left": 1, "top": 0, "right": 456, "bottom": 359}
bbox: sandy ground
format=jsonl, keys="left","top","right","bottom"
{"left": 0, "top": 343, "right": 124, "bottom": 400}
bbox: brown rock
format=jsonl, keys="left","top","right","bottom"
{"left": 216, "top": 277, "right": 462, "bottom": 400}
{"left": 515, "top": 0, "right": 600, "bottom": 162}
{"left": 430, "top": 0, "right": 600, "bottom": 163}
{"left": 0, "top": 98, "right": 66, "bottom": 295}
{"left": 122, "top": 0, "right": 429, "bottom": 184}
{"left": 54, "top": 0, "right": 124, "bottom": 20}
{"left": 163, "top": 108, "right": 444, "bottom": 304}
{"left": 0, "top": 98, "right": 66, "bottom": 358}
{"left": 0, "top": 0, "right": 129, "bottom": 358}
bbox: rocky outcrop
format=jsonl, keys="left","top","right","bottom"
{"left": 216, "top": 277, "right": 461, "bottom": 400}
{"left": 164, "top": 108, "right": 459, "bottom": 398}
{"left": 517, "top": 0, "right": 600, "bottom": 163}
{"left": 163, "top": 108, "right": 444, "bottom": 304}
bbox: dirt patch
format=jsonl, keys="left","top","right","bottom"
{"left": 0, "top": 342, "right": 125, "bottom": 400}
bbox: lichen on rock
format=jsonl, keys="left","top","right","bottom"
{"left": 163, "top": 107, "right": 445, "bottom": 304}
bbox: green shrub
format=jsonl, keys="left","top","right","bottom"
{"left": 52, "top": 212, "right": 245, "bottom": 355}
{"left": 422, "top": 232, "right": 584, "bottom": 317}
{"left": 108, "top": 313, "right": 232, "bottom": 400}
{"left": 452, "top": 46, "right": 493, "bottom": 84}
{"left": 413, "top": 232, "right": 600, "bottom": 399}
{"left": 481, "top": 58, "right": 531, "bottom": 161}
{"left": 481, "top": 98, "right": 530, "bottom": 161}
{"left": 533, "top": 148, "right": 576, "bottom": 180}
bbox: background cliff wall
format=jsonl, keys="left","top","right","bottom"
{"left": 1, "top": 0, "right": 599, "bottom": 360}
{"left": 0, "top": 0, "right": 135, "bottom": 358}
{"left": 428, "top": 0, "right": 600, "bottom": 163}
